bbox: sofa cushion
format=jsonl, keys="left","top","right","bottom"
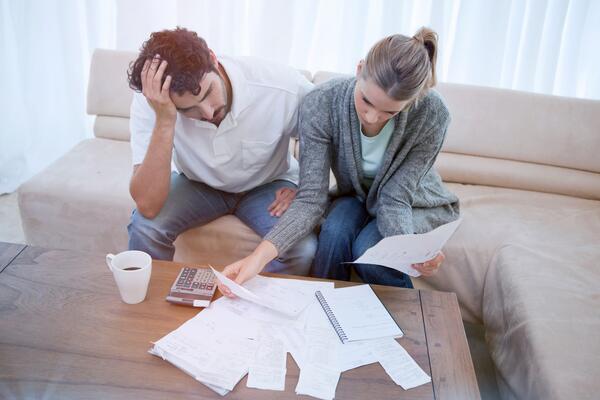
{"left": 173, "top": 215, "right": 260, "bottom": 266}
{"left": 87, "top": 49, "right": 135, "bottom": 121}
{"left": 436, "top": 82, "right": 600, "bottom": 175}
{"left": 93, "top": 116, "right": 130, "bottom": 142}
{"left": 17, "top": 138, "right": 262, "bottom": 261}
{"left": 435, "top": 152, "right": 600, "bottom": 201}
{"left": 18, "top": 138, "right": 134, "bottom": 251}
{"left": 481, "top": 212, "right": 600, "bottom": 400}
{"left": 414, "top": 183, "right": 600, "bottom": 324}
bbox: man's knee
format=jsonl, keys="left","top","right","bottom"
{"left": 128, "top": 209, "right": 171, "bottom": 244}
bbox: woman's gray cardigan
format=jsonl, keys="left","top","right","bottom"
{"left": 265, "top": 77, "right": 460, "bottom": 255}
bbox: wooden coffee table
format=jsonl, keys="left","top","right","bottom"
{"left": 0, "top": 242, "right": 479, "bottom": 399}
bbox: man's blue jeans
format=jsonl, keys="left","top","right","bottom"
{"left": 311, "top": 196, "right": 413, "bottom": 288}
{"left": 128, "top": 172, "right": 317, "bottom": 275}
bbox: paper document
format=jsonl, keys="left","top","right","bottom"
{"left": 247, "top": 334, "right": 287, "bottom": 391}
{"left": 295, "top": 364, "right": 340, "bottom": 400}
{"left": 210, "top": 267, "right": 261, "bottom": 301}
{"left": 150, "top": 273, "right": 430, "bottom": 398}
{"left": 337, "top": 340, "right": 379, "bottom": 372}
{"left": 351, "top": 218, "right": 462, "bottom": 277}
{"left": 148, "top": 346, "right": 230, "bottom": 396}
{"left": 372, "top": 338, "right": 431, "bottom": 390}
{"left": 150, "top": 307, "right": 258, "bottom": 392}
{"left": 211, "top": 278, "right": 333, "bottom": 329}
{"left": 211, "top": 268, "right": 313, "bottom": 317}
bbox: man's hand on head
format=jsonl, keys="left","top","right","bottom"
{"left": 141, "top": 54, "right": 177, "bottom": 126}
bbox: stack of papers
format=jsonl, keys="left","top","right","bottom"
{"left": 149, "top": 275, "right": 431, "bottom": 399}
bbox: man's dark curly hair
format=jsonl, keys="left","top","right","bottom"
{"left": 127, "top": 27, "right": 215, "bottom": 96}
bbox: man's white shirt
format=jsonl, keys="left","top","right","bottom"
{"left": 129, "top": 56, "right": 314, "bottom": 193}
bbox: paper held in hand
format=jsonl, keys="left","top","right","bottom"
{"left": 210, "top": 267, "right": 312, "bottom": 317}
{"left": 349, "top": 219, "right": 462, "bottom": 277}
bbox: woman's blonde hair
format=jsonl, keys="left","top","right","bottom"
{"left": 362, "top": 27, "right": 438, "bottom": 102}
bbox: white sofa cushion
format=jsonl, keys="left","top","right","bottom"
{"left": 18, "top": 137, "right": 261, "bottom": 259}
{"left": 19, "top": 138, "right": 134, "bottom": 251}
{"left": 416, "top": 182, "right": 600, "bottom": 324}
{"left": 481, "top": 213, "right": 600, "bottom": 399}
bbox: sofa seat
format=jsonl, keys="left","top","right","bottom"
{"left": 18, "top": 137, "right": 263, "bottom": 261}
{"left": 411, "top": 183, "right": 600, "bottom": 399}
{"left": 416, "top": 183, "right": 600, "bottom": 324}
{"left": 481, "top": 210, "right": 600, "bottom": 399}
{"left": 19, "top": 138, "right": 134, "bottom": 252}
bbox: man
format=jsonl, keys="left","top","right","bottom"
{"left": 126, "top": 27, "right": 316, "bottom": 275}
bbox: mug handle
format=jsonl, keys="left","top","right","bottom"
{"left": 106, "top": 253, "right": 115, "bottom": 272}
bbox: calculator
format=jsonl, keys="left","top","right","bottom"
{"left": 166, "top": 267, "right": 218, "bottom": 307}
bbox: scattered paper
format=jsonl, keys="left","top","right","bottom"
{"left": 151, "top": 307, "right": 258, "bottom": 392}
{"left": 247, "top": 334, "right": 287, "bottom": 391}
{"left": 149, "top": 275, "right": 430, "bottom": 399}
{"left": 305, "top": 326, "right": 339, "bottom": 368}
{"left": 295, "top": 364, "right": 340, "bottom": 400}
{"left": 211, "top": 268, "right": 313, "bottom": 317}
{"left": 351, "top": 218, "right": 462, "bottom": 276}
{"left": 210, "top": 267, "right": 261, "bottom": 302}
{"left": 337, "top": 340, "right": 379, "bottom": 372}
{"left": 245, "top": 275, "right": 318, "bottom": 316}
{"left": 372, "top": 338, "right": 431, "bottom": 390}
{"left": 148, "top": 346, "right": 230, "bottom": 396}
{"left": 273, "top": 325, "right": 307, "bottom": 369}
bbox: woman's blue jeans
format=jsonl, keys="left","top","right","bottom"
{"left": 310, "top": 196, "right": 413, "bottom": 288}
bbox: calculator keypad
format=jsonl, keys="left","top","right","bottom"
{"left": 173, "top": 267, "right": 216, "bottom": 296}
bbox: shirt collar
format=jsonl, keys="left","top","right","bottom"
{"left": 218, "top": 56, "right": 251, "bottom": 120}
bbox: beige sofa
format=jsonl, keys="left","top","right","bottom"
{"left": 18, "top": 49, "right": 600, "bottom": 400}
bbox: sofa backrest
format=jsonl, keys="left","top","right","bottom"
{"left": 88, "top": 49, "right": 600, "bottom": 200}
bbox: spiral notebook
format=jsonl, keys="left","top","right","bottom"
{"left": 315, "top": 285, "right": 403, "bottom": 344}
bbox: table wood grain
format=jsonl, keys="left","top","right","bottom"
{"left": 0, "top": 245, "right": 479, "bottom": 399}
{"left": 421, "top": 291, "right": 480, "bottom": 400}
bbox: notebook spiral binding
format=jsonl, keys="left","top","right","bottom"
{"left": 315, "top": 290, "right": 348, "bottom": 344}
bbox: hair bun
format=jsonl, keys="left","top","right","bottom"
{"left": 412, "top": 32, "right": 425, "bottom": 45}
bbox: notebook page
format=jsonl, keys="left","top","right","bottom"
{"left": 321, "top": 285, "right": 402, "bottom": 342}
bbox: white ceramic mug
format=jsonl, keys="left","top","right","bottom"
{"left": 106, "top": 250, "right": 152, "bottom": 304}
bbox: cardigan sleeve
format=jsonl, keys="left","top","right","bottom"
{"left": 376, "top": 96, "right": 451, "bottom": 237}
{"left": 264, "top": 89, "right": 333, "bottom": 255}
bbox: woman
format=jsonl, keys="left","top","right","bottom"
{"left": 219, "top": 27, "right": 459, "bottom": 293}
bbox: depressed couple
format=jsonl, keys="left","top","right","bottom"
{"left": 126, "top": 27, "right": 459, "bottom": 296}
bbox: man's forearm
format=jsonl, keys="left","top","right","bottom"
{"left": 130, "top": 121, "right": 175, "bottom": 218}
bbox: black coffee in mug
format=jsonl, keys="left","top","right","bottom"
{"left": 123, "top": 267, "right": 141, "bottom": 271}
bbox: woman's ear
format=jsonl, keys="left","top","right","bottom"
{"left": 356, "top": 60, "right": 364, "bottom": 77}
